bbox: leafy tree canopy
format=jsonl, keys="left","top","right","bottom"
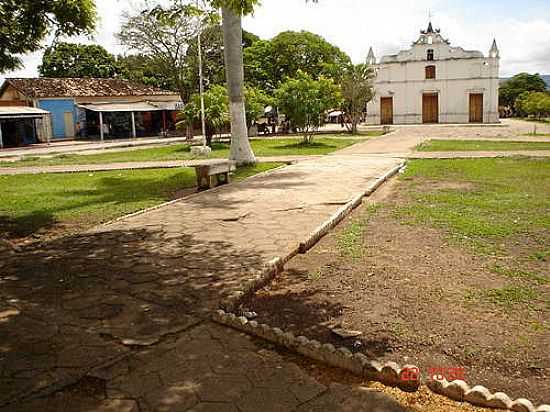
{"left": 179, "top": 84, "right": 229, "bottom": 144}
{"left": 515, "top": 91, "right": 550, "bottom": 119}
{"left": 275, "top": 70, "right": 342, "bottom": 142}
{"left": 499, "top": 73, "right": 547, "bottom": 110}
{"left": 118, "top": 0, "right": 211, "bottom": 101}
{"left": 0, "top": 0, "right": 96, "bottom": 73}
{"left": 245, "top": 31, "right": 351, "bottom": 92}
{"left": 39, "top": 42, "right": 120, "bottom": 78}
{"left": 178, "top": 84, "right": 271, "bottom": 143}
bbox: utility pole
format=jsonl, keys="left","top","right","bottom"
{"left": 197, "top": 0, "right": 207, "bottom": 148}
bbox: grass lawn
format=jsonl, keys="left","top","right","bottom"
{"left": 0, "top": 162, "right": 282, "bottom": 239}
{"left": 244, "top": 157, "right": 549, "bottom": 402}
{"left": 416, "top": 139, "right": 550, "bottom": 152}
{"left": 396, "top": 158, "right": 549, "bottom": 251}
{"left": 1, "top": 136, "right": 364, "bottom": 168}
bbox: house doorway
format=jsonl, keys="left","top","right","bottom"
{"left": 469, "top": 93, "right": 484, "bottom": 123}
{"left": 380, "top": 97, "right": 393, "bottom": 125}
{"left": 422, "top": 93, "right": 439, "bottom": 124}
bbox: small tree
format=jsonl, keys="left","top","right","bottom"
{"left": 244, "top": 87, "right": 274, "bottom": 127}
{"left": 178, "top": 85, "right": 229, "bottom": 146}
{"left": 340, "top": 63, "right": 375, "bottom": 134}
{"left": 275, "top": 71, "right": 342, "bottom": 143}
{"left": 516, "top": 91, "right": 550, "bottom": 119}
{"left": 499, "top": 73, "right": 547, "bottom": 115}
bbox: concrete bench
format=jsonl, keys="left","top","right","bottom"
{"left": 193, "top": 161, "right": 236, "bottom": 191}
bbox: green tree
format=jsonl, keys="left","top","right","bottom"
{"left": 208, "top": 0, "right": 317, "bottom": 164}
{"left": 0, "top": 0, "right": 97, "bottom": 73}
{"left": 499, "top": 73, "right": 547, "bottom": 114}
{"left": 117, "top": 54, "right": 176, "bottom": 90}
{"left": 178, "top": 84, "right": 229, "bottom": 146}
{"left": 340, "top": 63, "right": 375, "bottom": 134}
{"left": 516, "top": 91, "right": 550, "bottom": 119}
{"left": 244, "top": 31, "right": 351, "bottom": 93}
{"left": 39, "top": 42, "right": 120, "bottom": 78}
{"left": 275, "top": 71, "right": 342, "bottom": 143}
{"left": 244, "top": 86, "right": 274, "bottom": 127}
{"left": 118, "top": 1, "right": 214, "bottom": 102}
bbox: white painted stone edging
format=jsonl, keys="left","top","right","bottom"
{"left": 212, "top": 310, "right": 550, "bottom": 412}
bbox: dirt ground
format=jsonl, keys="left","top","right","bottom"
{"left": 243, "top": 178, "right": 550, "bottom": 405}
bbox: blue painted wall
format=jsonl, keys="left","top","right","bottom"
{"left": 37, "top": 99, "right": 76, "bottom": 139}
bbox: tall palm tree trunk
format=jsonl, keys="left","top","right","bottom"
{"left": 221, "top": 6, "right": 256, "bottom": 165}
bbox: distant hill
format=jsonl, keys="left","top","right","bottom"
{"left": 500, "top": 75, "right": 550, "bottom": 89}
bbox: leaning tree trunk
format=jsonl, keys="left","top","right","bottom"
{"left": 221, "top": 7, "right": 256, "bottom": 165}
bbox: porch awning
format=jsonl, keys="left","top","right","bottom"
{"left": 78, "top": 102, "right": 166, "bottom": 113}
{"left": 0, "top": 106, "right": 50, "bottom": 119}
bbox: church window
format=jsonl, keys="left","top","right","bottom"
{"left": 427, "top": 49, "right": 434, "bottom": 61}
{"left": 425, "top": 65, "right": 436, "bottom": 79}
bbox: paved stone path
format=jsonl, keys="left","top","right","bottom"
{"left": 0, "top": 156, "right": 319, "bottom": 176}
{"left": 336, "top": 118, "right": 550, "bottom": 156}
{"left": 0, "top": 150, "right": 409, "bottom": 411}
{"left": 2, "top": 122, "right": 548, "bottom": 411}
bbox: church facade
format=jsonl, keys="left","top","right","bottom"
{"left": 366, "top": 23, "right": 500, "bottom": 125}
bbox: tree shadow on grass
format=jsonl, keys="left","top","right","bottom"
{"left": 0, "top": 212, "right": 56, "bottom": 239}
{"left": 0, "top": 171, "right": 197, "bottom": 240}
{"left": 273, "top": 142, "right": 339, "bottom": 150}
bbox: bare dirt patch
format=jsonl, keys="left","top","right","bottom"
{"left": 243, "top": 178, "right": 550, "bottom": 405}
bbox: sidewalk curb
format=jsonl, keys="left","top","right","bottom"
{"left": 298, "top": 162, "right": 404, "bottom": 254}
{"left": 212, "top": 310, "right": 549, "bottom": 412}
{"left": 219, "top": 162, "right": 405, "bottom": 313}
{"left": 212, "top": 160, "right": 550, "bottom": 412}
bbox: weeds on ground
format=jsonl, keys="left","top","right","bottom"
{"left": 337, "top": 204, "right": 381, "bottom": 258}
{"left": 465, "top": 286, "right": 538, "bottom": 308}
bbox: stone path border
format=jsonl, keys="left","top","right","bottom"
{"left": 205, "top": 162, "right": 550, "bottom": 412}
{"left": 212, "top": 311, "right": 550, "bottom": 412}
{"left": 218, "top": 162, "right": 406, "bottom": 313}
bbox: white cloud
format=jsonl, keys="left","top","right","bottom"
{"left": 2, "top": 0, "right": 549, "bottom": 82}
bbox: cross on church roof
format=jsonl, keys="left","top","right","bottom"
{"left": 421, "top": 21, "right": 441, "bottom": 34}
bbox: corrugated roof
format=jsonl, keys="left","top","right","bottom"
{"left": 0, "top": 106, "right": 50, "bottom": 117}
{"left": 78, "top": 102, "right": 165, "bottom": 112}
{"left": 3, "top": 78, "right": 178, "bottom": 98}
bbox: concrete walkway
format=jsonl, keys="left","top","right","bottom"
{"left": 1, "top": 123, "right": 547, "bottom": 411}
{"left": 0, "top": 147, "right": 410, "bottom": 411}
{"left": 0, "top": 156, "right": 320, "bottom": 176}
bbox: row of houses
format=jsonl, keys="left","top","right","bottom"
{"left": 0, "top": 78, "right": 182, "bottom": 148}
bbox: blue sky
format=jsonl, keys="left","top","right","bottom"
{"left": 2, "top": 0, "right": 549, "bottom": 82}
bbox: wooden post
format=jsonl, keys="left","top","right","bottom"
{"left": 99, "top": 111, "right": 104, "bottom": 142}
{"left": 162, "top": 111, "right": 167, "bottom": 137}
{"left": 131, "top": 112, "right": 137, "bottom": 139}
{"left": 0, "top": 121, "right": 3, "bottom": 149}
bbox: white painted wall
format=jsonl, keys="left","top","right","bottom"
{"left": 367, "top": 29, "right": 499, "bottom": 124}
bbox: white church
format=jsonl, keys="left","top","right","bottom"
{"left": 366, "top": 23, "right": 500, "bottom": 125}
